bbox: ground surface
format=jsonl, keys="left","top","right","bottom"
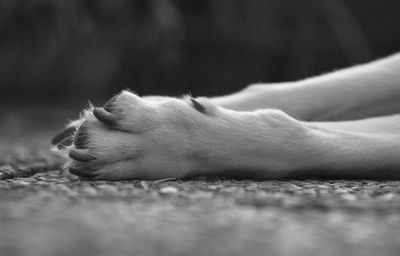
{"left": 1, "top": 106, "right": 400, "bottom": 256}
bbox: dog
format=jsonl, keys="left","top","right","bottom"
{"left": 51, "top": 53, "right": 400, "bottom": 180}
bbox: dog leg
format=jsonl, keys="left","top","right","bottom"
{"left": 297, "top": 114, "right": 400, "bottom": 178}
{"left": 54, "top": 90, "right": 400, "bottom": 180}
{"left": 54, "top": 91, "right": 320, "bottom": 180}
{"left": 212, "top": 53, "right": 400, "bottom": 121}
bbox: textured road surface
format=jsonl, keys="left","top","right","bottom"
{"left": 1, "top": 106, "right": 400, "bottom": 256}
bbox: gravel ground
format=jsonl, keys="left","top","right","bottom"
{"left": 1, "top": 107, "right": 400, "bottom": 256}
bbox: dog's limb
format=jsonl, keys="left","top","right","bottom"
{"left": 58, "top": 91, "right": 319, "bottom": 180}
{"left": 311, "top": 114, "right": 400, "bottom": 134}
{"left": 297, "top": 114, "right": 400, "bottom": 178}
{"left": 212, "top": 53, "right": 400, "bottom": 121}
{"left": 202, "top": 112, "right": 400, "bottom": 179}
{"left": 59, "top": 90, "right": 400, "bottom": 180}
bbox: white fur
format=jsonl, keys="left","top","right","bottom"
{"left": 56, "top": 53, "right": 400, "bottom": 180}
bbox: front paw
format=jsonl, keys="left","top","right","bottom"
{"left": 53, "top": 90, "right": 215, "bottom": 180}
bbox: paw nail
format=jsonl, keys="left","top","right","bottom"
{"left": 56, "top": 136, "right": 73, "bottom": 149}
{"left": 69, "top": 149, "right": 96, "bottom": 162}
{"left": 74, "top": 124, "right": 88, "bottom": 149}
{"left": 51, "top": 126, "right": 76, "bottom": 145}
{"left": 69, "top": 168, "right": 98, "bottom": 178}
{"left": 191, "top": 98, "right": 206, "bottom": 113}
{"left": 93, "top": 107, "right": 117, "bottom": 126}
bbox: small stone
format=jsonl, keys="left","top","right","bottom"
{"left": 35, "top": 181, "right": 50, "bottom": 186}
{"left": 159, "top": 186, "right": 178, "bottom": 194}
{"left": 380, "top": 193, "right": 396, "bottom": 201}
{"left": 187, "top": 191, "right": 213, "bottom": 199}
{"left": 13, "top": 180, "right": 30, "bottom": 186}
{"left": 335, "top": 189, "right": 350, "bottom": 194}
{"left": 0, "top": 164, "right": 17, "bottom": 180}
{"left": 52, "top": 184, "right": 71, "bottom": 192}
{"left": 81, "top": 186, "right": 98, "bottom": 196}
{"left": 245, "top": 184, "right": 259, "bottom": 191}
{"left": 97, "top": 184, "right": 119, "bottom": 194}
{"left": 318, "top": 190, "right": 330, "bottom": 195}
{"left": 140, "top": 181, "right": 149, "bottom": 190}
{"left": 56, "top": 178, "right": 70, "bottom": 183}
{"left": 21, "top": 177, "right": 36, "bottom": 182}
{"left": 340, "top": 194, "right": 357, "bottom": 201}
{"left": 208, "top": 185, "right": 223, "bottom": 190}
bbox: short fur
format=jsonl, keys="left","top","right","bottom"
{"left": 52, "top": 53, "right": 400, "bottom": 180}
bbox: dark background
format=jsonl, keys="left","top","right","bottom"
{"left": 2, "top": 3, "right": 400, "bottom": 255}
{"left": 1, "top": 0, "right": 400, "bottom": 104}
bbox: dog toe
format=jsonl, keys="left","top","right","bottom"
{"left": 69, "top": 149, "right": 96, "bottom": 162}
{"left": 103, "top": 95, "right": 119, "bottom": 112}
{"left": 51, "top": 126, "right": 76, "bottom": 145}
{"left": 69, "top": 167, "right": 98, "bottom": 179}
{"left": 93, "top": 108, "right": 118, "bottom": 126}
{"left": 56, "top": 136, "right": 74, "bottom": 149}
{"left": 74, "top": 123, "right": 90, "bottom": 149}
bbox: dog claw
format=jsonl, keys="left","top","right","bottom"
{"left": 93, "top": 107, "right": 117, "bottom": 126}
{"left": 56, "top": 136, "right": 73, "bottom": 149}
{"left": 51, "top": 126, "right": 76, "bottom": 145}
{"left": 191, "top": 98, "right": 206, "bottom": 113}
{"left": 69, "top": 149, "right": 96, "bottom": 162}
{"left": 69, "top": 167, "right": 98, "bottom": 178}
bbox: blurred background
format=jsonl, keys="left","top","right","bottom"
{"left": 2, "top": 1, "right": 400, "bottom": 254}
{"left": 0, "top": 0, "right": 400, "bottom": 104}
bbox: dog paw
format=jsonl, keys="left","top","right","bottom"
{"left": 52, "top": 90, "right": 310, "bottom": 180}
{"left": 52, "top": 90, "right": 220, "bottom": 180}
{"left": 51, "top": 119, "right": 83, "bottom": 150}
